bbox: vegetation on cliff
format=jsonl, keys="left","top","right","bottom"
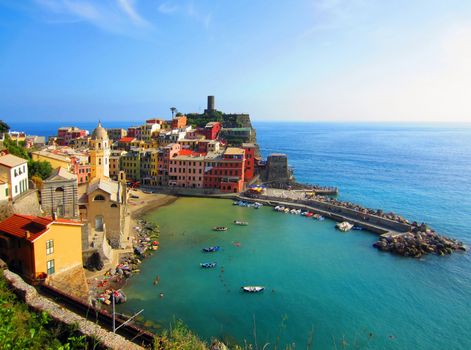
{"left": 1, "top": 134, "right": 52, "bottom": 180}
{"left": 0, "top": 273, "right": 93, "bottom": 349}
{"left": 186, "top": 111, "right": 251, "bottom": 129}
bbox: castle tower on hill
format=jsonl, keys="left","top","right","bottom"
{"left": 89, "top": 121, "right": 110, "bottom": 180}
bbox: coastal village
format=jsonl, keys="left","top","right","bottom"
{"left": 0, "top": 96, "right": 466, "bottom": 348}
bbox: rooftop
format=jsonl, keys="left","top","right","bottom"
{"left": 224, "top": 147, "right": 245, "bottom": 156}
{"left": 0, "top": 154, "right": 28, "bottom": 168}
{"left": 0, "top": 214, "right": 81, "bottom": 242}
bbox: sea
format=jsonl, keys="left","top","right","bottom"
{"left": 11, "top": 121, "right": 471, "bottom": 349}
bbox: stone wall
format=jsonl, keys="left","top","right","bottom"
{"left": 1, "top": 268, "right": 144, "bottom": 350}
{"left": 0, "top": 189, "right": 42, "bottom": 221}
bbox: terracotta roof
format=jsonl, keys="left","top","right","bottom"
{"left": 0, "top": 214, "right": 81, "bottom": 242}
{"left": 178, "top": 150, "right": 206, "bottom": 157}
{"left": 0, "top": 154, "right": 28, "bottom": 168}
{"left": 119, "top": 137, "right": 135, "bottom": 143}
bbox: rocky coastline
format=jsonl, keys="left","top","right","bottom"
{"left": 89, "top": 219, "right": 161, "bottom": 306}
{"left": 373, "top": 222, "right": 466, "bottom": 258}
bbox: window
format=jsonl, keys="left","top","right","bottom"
{"left": 47, "top": 259, "right": 55, "bottom": 275}
{"left": 46, "top": 240, "right": 54, "bottom": 255}
{"left": 5, "top": 188, "right": 8, "bottom": 197}
{"left": 94, "top": 195, "right": 105, "bottom": 201}
{"left": 15, "top": 185, "right": 17, "bottom": 194}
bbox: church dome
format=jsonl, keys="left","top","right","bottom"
{"left": 91, "top": 121, "right": 109, "bottom": 140}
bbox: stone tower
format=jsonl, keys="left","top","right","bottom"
{"left": 89, "top": 121, "right": 110, "bottom": 180}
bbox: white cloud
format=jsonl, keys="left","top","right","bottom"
{"left": 34, "top": 0, "right": 152, "bottom": 34}
{"left": 157, "top": 0, "right": 211, "bottom": 29}
{"left": 158, "top": 1, "right": 178, "bottom": 14}
{"left": 116, "top": 0, "right": 150, "bottom": 27}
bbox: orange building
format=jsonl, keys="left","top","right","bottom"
{"left": 0, "top": 214, "right": 83, "bottom": 282}
{"left": 171, "top": 115, "right": 187, "bottom": 129}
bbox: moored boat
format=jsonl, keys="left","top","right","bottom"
{"left": 202, "top": 246, "right": 220, "bottom": 252}
{"left": 213, "top": 226, "right": 228, "bottom": 231}
{"left": 313, "top": 214, "right": 325, "bottom": 221}
{"left": 352, "top": 225, "right": 363, "bottom": 231}
{"left": 200, "top": 262, "right": 217, "bottom": 268}
{"left": 336, "top": 221, "right": 354, "bottom": 232}
{"left": 234, "top": 220, "right": 249, "bottom": 226}
{"left": 241, "top": 286, "right": 265, "bottom": 293}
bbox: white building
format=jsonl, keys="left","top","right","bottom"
{"left": 0, "top": 154, "right": 29, "bottom": 200}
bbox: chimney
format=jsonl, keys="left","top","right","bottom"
{"left": 52, "top": 211, "right": 57, "bottom": 221}
{"left": 25, "top": 230, "right": 31, "bottom": 239}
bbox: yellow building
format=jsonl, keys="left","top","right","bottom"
{"left": 89, "top": 122, "right": 111, "bottom": 180}
{"left": 32, "top": 150, "right": 72, "bottom": 170}
{"left": 0, "top": 214, "right": 83, "bottom": 282}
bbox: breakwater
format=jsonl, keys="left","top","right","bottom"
{"left": 227, "top": 192, "right": 466, "bottom": 258}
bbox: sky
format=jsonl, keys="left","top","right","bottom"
{"left": 0, "top": 0, "right": 471, "bottom": 123}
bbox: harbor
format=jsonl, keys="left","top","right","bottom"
{"left": 119, "top": 196, "right": 471, "bottom": 349}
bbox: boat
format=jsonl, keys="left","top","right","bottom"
{"left": 253, "top": 202, "right": 263, "bottom": 209}
{"left": 283, "top": 208, "right": 290, "bottom": 213}
{"left": 352, "top": 225, "right": 363, "bottom": 231}
{"left": 306, "top": 212, "right": 314, "bottom": 217}
{"left": 213, "top": 226, "right": 228, "bottom": 231}
{"left": 202, "top": 246, "right": 220, "bottom": 252}
{"left": 153, "top": 275, "right": 160, "bottom": 285}
{"left": 313, "top": 214, "right": 325, "bottom": 221}
{"left": 336, "top": 221, "right": 354, "bottom": 232}
{"left": 200, "top": 262, "right": 217, "bottom": 268}
{"left": 234, "top": 220, "right": 249, "bottom": 226}
{"left": 241, "top": 286, "right": 265, "bottom": 293}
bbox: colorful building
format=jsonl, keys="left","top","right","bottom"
{"left": 106, "top": 128, "right": 127, "bottom": 141}
{"left": 171, "top": 115, "right": 187, "bottom": 129}
{"left": 0, "top": 154, "right": 29, "bottom": 200}
{"left": 57, "top": 127, "right": 88, "bottom": 146}
{"left": 199, "top": 122, "right": 221, "bottom": 140}
{"left": 0, "top": 214, "right": 82, "bottom": 282}
{"left": 127, "top": 126, "right": 141, "bottom": 139}
{"left": 168, "top": 150, "right": 206, "bottom": 188}
{"left": 242, "top": 143, "right": 256, "bottom": 182}
{"left": 157, "top": 143, "right": 180, "bottom": 186}
{"left": 204, "top": 147, "right": 245, "bottom": 193}
{"left": 89, "top": 122, "right": 110, "bottom": 180}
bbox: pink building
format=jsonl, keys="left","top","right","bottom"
{"left": 157, "top": 143, "right": 181, "bottom": 186}
{"left": 168, "top": 150, "right": 206, "bottom": 189}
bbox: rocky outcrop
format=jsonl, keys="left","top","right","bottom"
{"left": 373, "top": 223, "right": 466, "bottom": 258}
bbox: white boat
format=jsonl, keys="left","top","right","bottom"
{"left": 242, "top": 286, "right": 265, "bottom": 293}
{"left": 234, "top": 220, "right": 249, "bottom": 226}
{"left": 283, "top": 208, "right": 290, "bottom": 213}
{"left": 336, "top": 221, "right": 354, "bottom": 232}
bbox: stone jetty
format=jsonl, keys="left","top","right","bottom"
{"left": 373, "top": 223, "right": 466, "bottom": 258}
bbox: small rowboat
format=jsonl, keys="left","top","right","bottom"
{"left": 200, "top": 262, "right": 217, "bottom": 268}
{"left": 234, "top": 220, "right": 248, "bottom": 226}
{"left": 202, "top": 246, "right": 220, "bottom": 252}
{"left": 242, "top": 286, "right": 265, "bottom": 293}
{"left": 213, "top": 226, "right": 228, "bottom": 231}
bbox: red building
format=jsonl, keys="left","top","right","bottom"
{"left": 56, "top": 127, "right": 87, "bottom": 146}
{"left": 204, "top": 147, "right": 245, "bottom": 193}
{"left": 127, "top": 126, "right": 141, "bottom": 139}
{"left": 198, "top": 122, "right": 221, "bottom": 140}
{"left": 242, "top": 143, "right": 256, "bottom": 182}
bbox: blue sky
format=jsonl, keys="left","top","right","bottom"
{"left": 1, "top": 0, "right": 471, "bottom": 123}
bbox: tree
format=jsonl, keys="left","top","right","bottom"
{"left": 28, "top": 160, "right": 52, "bottom": 180}
{"left": 0, "top": 120, "right": 9, "bottom": 133}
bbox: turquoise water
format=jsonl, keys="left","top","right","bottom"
{"left": 16, "top": 122, "right": 471, "bottom": 348}
{"left": 121, "top": 198, "right": 469, "bottom": 349}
